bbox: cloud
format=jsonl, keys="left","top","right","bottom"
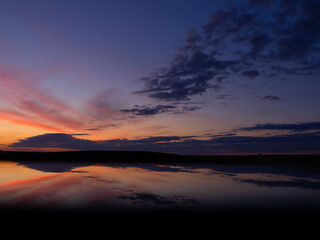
{"left": 237, "top": 121, "right": 320, "bottom": 132}
{"left": 85, "top": 89, "right": 122, "bottom": 120}
{"left": 118, "top": 192, "right": 197, "bottom": 206}
{"left": 214, "top": 94, "right": 235, "bottom": 100}
{"left": 85, "top": 128, "right": 101, "bottom": 131}
{"left": 132, "top": 136, "right": 193, "bottom": 144}
{"left": 252, "top": 95, "right": 284, "bottom": 101}
{"left": 120, "top": 104, "right": 177, "bottom": 116}
{"left": 135, "top": 51, "right": 241, "bottom": 101}
{"left": 9, "top": 133, "right": 99, "bottom": 149}
{"left": 135, "top": 7, "right": 253, "bottom": 101}
{"left": 261, "top": 95, "right": 283, "bottom": 101}
{"left": 9, "top": 133, "right": 195, "bottom": 153}
{"left": 271, "top": 0, "right": 320, "bottom": 61}
{"left": 0, "top": 67, "right": 85, "bottom": 131}
{"left": 240, "top": 70, "right": 261, "bottom": 79}
{"left": 136, "top": 0, "right": 320, "bottom": 102}
{"left": 120, "top": 104, "right": 201, "bottom": 117}
{"left": 9, "top": 124, "right": 320, "bottom": 154}
{"left": 248, "top": 0, "right": 275, "bottom": 7}
{"left": 0, "top": 66, "right": 122, "bottom": 132}
{"left": 238, "top": 178, "right": 320, "bottom": 190}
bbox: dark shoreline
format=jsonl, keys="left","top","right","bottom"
{"left": 0, "top": 150, "right": 319, "bottom": 168}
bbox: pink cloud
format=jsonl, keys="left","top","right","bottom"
{"left": 0, "top": 108, "right": 63, "bottom": 132}
{"left": 0, "top": 65, "right": 120, "bottom": 133}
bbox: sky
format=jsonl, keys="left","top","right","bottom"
{"left": 0, "top": 0, "right": 320, "bottom": 154}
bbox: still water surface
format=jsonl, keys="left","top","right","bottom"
{"left": 0, "top": 160, "right": 319, "bottom": 213}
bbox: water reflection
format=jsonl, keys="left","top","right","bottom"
{"left": 0, "top": 160, "right": 319, "bottom": 213}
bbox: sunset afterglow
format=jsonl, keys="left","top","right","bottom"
{"left": 0, "top": 0, "right": 319, "bottom": 154}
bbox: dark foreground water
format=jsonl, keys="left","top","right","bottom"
{"left": 0, "top": 160, "right": 319, "bottom": 215}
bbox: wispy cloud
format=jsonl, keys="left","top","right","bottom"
{"left": 0, "top": 66, "right": 120, "bottom": 132}
{"left": 0, "top": 67, "right": 82, "bottom": 131}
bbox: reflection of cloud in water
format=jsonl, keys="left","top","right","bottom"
{"left": 12, "top": 160, "right": 320, "bottom": 192}
{"left": 118, "top": 192, "right": 198, "bottom": 208}
{"left": 17, "top": 161, "right": 93, "bottom": 173}
{"left": 16, "top": 161, "right": 192, "bottom": 173}
{"left": 237, "top": 178, "right": 320, "bottom": 191}
{"left": 17, "top": 161, "right": 319, "bottom": 178}
{"left": 8, "top": 161, "right": 320, "bottom": 193}
{"left": 1, "top": 160, "right": 320, "bottom": 213}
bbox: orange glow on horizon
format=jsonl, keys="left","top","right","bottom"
{"left": 0, "top": 115, "right": 63, "bottom": 132}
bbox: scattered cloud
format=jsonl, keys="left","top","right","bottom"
{"left": 135, "top": 0, "right": 320, "bottom": 103}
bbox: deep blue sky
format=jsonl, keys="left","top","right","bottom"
{"left": 0, "top": 0, "right": 319, "bottom": 154}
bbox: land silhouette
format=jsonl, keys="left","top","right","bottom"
{"left": 0, "top": 150, "right": 319, "bottom": 168}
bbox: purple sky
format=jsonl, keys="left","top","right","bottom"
{"left": 0, "top": 0, "right": 320, "bottom": 154}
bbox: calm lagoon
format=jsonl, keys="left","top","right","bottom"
{"left": 0, "top": 160, "right": 319, "bottom": 214}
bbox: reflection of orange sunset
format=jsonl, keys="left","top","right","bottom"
{"left": 0, "top": 161, "right": 58, "bottom": 183}
{"left": 0, "top": 160, "right": 319, "bottom": 214}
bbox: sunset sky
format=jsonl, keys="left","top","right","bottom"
{"left": 1, "top": 0, "right": 320, "bottom": 154}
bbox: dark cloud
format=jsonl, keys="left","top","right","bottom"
{"left": 136, "top": 0, "right": 320, "bottom": 102}
{"left": 132, "top": 136, "right": 191, "bottom": 144}
{"left": 205, "top": 132, "right": 320, "bottom": 154}
{"left": 272, "top": 0, "right": 320, "bottom": 60}
{"left": 9, "top": 124, "right": 320, "bottom": 154}
{"left": 238, "top": 121, "right": 320, "bottom": 132}
{"left": 120, "top": 104, "right": 201, "bottom": 117}
{"left": 240, "top": 70, "right": 261, "bottom": 79}
{"left": 238, "top": 178, "right": 320, "bottom": 190}
{"left": 118, "top": 192, "right": 198, "bottom": 208}
{"left": 85, "top": 128, "right": 101, "bottom": 131}
{"left": 247, "top": 33, "right": 272, "bottom": 59}
{"left": 9, "top": 133, "right": 102, "bottom": 150}
{"left": 135, "top": 51, "right": 239, "bottom": 101}
{"left": 214, "top": 94, "right": 235, "bottom": 100}
{"left": 203, "top": 7, "right": 258, "bottom": 38}
{"left": 248, "top": 0, "right": 275, "bottom": 7}
{"left": 261, "top": 95, "right": 283, "bottom": 101}
{"left": 9, "top": 134, "right": 194, "bottom": 152}
{"left": 120, "top": 104, "right": 176, "bottom": 116}
{"left": 271, "top": 60, "right": 320, "bottom": 76}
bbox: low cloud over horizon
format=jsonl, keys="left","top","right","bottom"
{"left": 8, "top": 121, "right": 320, "bottom": 154}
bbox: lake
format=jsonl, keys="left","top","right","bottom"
{"left": 0, "top": 160, "right": 319, "bottom": 214}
